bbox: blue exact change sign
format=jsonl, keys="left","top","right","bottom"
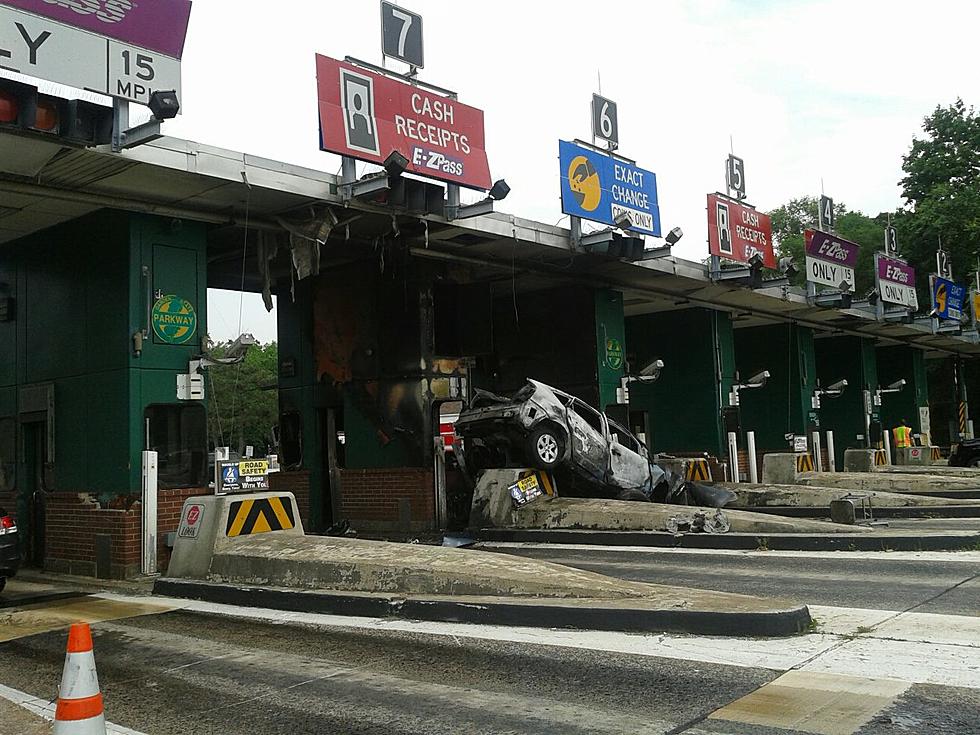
{"left": 559, "top": 140, "right": 661, "bottom": 237}
{"left": 931, "top": 275, "right": 966, "bottom": 320}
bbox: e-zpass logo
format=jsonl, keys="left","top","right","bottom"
{"left": 43, "top": 0, "right": 134, "bottom": 24}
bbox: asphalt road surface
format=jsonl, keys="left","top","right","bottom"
{"left": 479, "top": 545, "right": 980, "bottom": 615}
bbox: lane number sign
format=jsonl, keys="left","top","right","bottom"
{"left": 819, "top": 195, "right": 835, "bottom": 230}
{"left": 727, "top": 154, "right": 745, "bottom": 199}
{"left": 885, "top": 225, "right": 899, "bottom": 256}
{"left": 381, "top": 1, "right": 423, "bottom": 69}
{"left": 592, "top": 93, "right": 618, "bottom": 146}
{"left": 937, "top": 248, "right": 952, "bottom": 278}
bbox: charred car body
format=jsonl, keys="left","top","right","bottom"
{"left": 455, "top": 379, "right": 665, "bottom": 500}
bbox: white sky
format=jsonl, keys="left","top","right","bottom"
{"left": 120, "top": 1, "right": 980, "bottom": 339}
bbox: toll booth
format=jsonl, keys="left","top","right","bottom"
{"left": 815, "top": 335, "right": 879, "bottom": 468}
{"left": 0, "top": 211, "right": 207, "bottom": 577}
{"left": 876, "top": 345, "right": 930, "bottom": 445}
{"left": 625, "top": 308, "right": 736, "bottom": 458}
{"left": 734, "top": 323, "right": 818, "bottom": 464}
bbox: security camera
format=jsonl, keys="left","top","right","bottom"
{"left": 745, "top": 370, "right": 770, "bottom": 388}
{"left": 665, "top": 227, "right": 683, "bottom": 246}
{"left": 778, "top": 256, "right": 798, "bottom": 278}
{"left": 826, "top": 379, "right": 848, "bottom": 392}
{"left": 887, "top": 379, "right": 907, "bottom": 391}
{"left": 748, "top": 252, "right": 764, "bottom": 267}
{"left": 613, "top": 211, "right": 633, "bottom": 230}
{"left": 839, "top": 280, "right": 852, "bottom": 292}
{"left": 634, "top": 358, "right": 664, "bottom": 383}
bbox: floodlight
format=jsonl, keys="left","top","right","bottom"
{"left": 665, "top": 226, "right": 683, "bottom": 246}
{"left": 778, "top": 256, "right": 798, "bottom": 278}
{"left": 488, "top": 179, "right": 510, "bottom": 201}
{"left": 383, "top": 150, "right": 409, "bottom": 177}
{"left": 613, "top": 211, "right": 633, "bottom": 230}
{"left": 148, "top": 90, "right": 180, "bottom": 120}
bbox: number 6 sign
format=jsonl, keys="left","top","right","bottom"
{"left": 381, "top": 1, "right": 424, "bottom": 69}
{"left": 592, "top": 93, "right": 619, "bottom": 147}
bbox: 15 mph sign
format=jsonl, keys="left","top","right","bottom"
{"left": 316, "top": 54, "right": 492, "bottom": 190}
{"left": 706, "top": 193, "right": 775, "bottom": 268}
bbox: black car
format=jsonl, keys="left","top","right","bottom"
{"left": 0, "top": 507, "right": 19, "bottom": 593}
{"left": 948, "top": 440, "right": 980, "bottom": 467}
{"left": 454, "top": 379, "right": 664, "bottom": 500}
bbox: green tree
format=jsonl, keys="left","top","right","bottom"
{"left": 768, "top": 196, "right": 882, "bottom": 293}
{"left": 206, "top": 341, "right": 279, "bottom": 454}
{"left": 899, "top": 98, "right": 980, "bottom": 295}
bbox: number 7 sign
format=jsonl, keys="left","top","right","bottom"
{"left": 381, "top": 1, "right": 424, "bottom": 69}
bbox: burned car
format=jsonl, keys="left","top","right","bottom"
{"left": 454, "top": 379, "right": 664, "bottom": 500}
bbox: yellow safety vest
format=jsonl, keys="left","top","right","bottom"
{"left": 893, "top": 426, "right": 911, "bottom": 448}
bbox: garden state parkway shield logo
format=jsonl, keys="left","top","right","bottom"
{"left": 151, "top": 294, "right": 197, "bottom": 345}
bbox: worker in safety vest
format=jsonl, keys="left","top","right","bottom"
{"left": 893, "top": 419, "right": 912, "bottom": 449}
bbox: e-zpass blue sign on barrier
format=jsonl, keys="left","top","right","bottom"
{"left": 559, "top": 140, "right": 661, "bottom": 237}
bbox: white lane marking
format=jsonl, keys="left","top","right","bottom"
{"left": 810, "top": 605, "right": 980, "bottom": 648}
{"left": 475, "top": 542, "right": 980, "bottom": 564}
{"left": 0, "top": 682, "right": 148, "bottom": 735}
{"left": 96, "top": 593, "right": 980, "bottom": 689}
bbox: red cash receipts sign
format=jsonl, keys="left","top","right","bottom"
{"left": 316, "top": 54, "right": 492, "bottom": 190}
{"left": 706, "top": 193, "right": 776, "bottom": 268}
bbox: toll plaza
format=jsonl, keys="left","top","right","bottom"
{"left": 2, "top": 4, "right": 980, "bottom": 580}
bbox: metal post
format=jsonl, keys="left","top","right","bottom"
{"left": 969, "top": 420, "right": 975, "bottom": 440}
{"left": 727, "top": 431, "right": 740, "bottom": 483}
{"left": 746, "top": 431, "right": 758, "bottom": 483}
{"left": 883, "top": 427, "right": 893, "bottom": 465}
{"left": 141, "top": 450, "right": 158, "bottom": 576}
{"left": 826, "top": 431, "right": 836, "bottom": 472}
{"left": 433, "top": 437, "right": 448, "bottom": 529}
{"left": 811, "top": 431, "right": 822, "bottom": 472}
{"left": 111, "top": 98, "right": 129, "bottom": 153}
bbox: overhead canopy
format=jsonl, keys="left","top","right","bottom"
{"left": 0, "top": 130, "right": 977, "bottom": 357}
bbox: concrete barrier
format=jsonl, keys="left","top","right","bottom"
{"left": 844, "top": 449, "right": 878, "bottom": 473}
{"left": 761, "top": 453, "right": 813, "bottom": 484}
{"left": 893, "top": 446, "right": 937, "bottom": 466}
{"left": 799, "top": 472, "right": 980, "bottom": 498}
{"left": 167, "top": 491, "right": 303, "bottom": 579}
{"left": 708, "top": 482, "right": 980, "bottom": 508}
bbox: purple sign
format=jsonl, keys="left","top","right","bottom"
{"left": 2, "top": 0, "right": 192, "bottom": 58}
{"left": 877, "top": 256, "right": 915, "bottom": 286}
{"left": 805, "top": 229, "right": 860, "bottom": 268}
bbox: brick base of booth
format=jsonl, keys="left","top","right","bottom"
{"left": 338, "top": 468, "right": 435, "bottom": 534}
{"left": 44, "top": 488, "right": 204, "bottom": 579}
{"left": 269, "top": 470, "right": 312, "bottom": 530}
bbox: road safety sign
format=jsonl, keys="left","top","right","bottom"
{"left": 178, "top": 503, "right": 205, "bottom": 539}
{"left": 225, "top": 497, "right": 295, "bottom": 537}
{"left": 217, "top": 460, "right": 270, "bottom": 494}
{"left": 559, "top": 140, "right": 661, "bottom": 236}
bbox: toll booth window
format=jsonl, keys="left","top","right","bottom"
{"left": 280, "top": 411, "right": 303, "bottom": 470}
{"left": 0, "top": 418, "right": 14, "bottom": 493}
{"left": 145, "top": 404, "right": 206, "bottom": 489}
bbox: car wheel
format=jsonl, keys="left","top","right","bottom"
{"left": 527, "top": 426, "right": 563, "bottom": 469}
{"left": 615, "top": 489, "right": 650, "bottom": 502}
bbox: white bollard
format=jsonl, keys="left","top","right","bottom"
{"left": 883, "top": 428, "right": 893, "bottom": 465}
{"left": 746, "top": 431, "right": 758, "bottom": 483}
{"left": 141, "top": 450, "right": 158, "bottom": 576}
{"left": 826, "top": 431, "right": 836, "bottom": 472}
{"left": 727, "top": 431, "right": 740, "bottom": 483}
{"left": 811, "top": 431, "right": 823, "bottom": 472}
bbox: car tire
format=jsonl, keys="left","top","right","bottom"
{"left": 527, "top": 426, "right": 563, "bottom": 469}
{"left": 615, "top": 489, "right": 650, "bottom": 502}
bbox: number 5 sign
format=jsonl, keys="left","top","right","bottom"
{"left": 381, "top": 1, "right": 424, "bottom": 69}
{"left": 592, "top": 93, "right": 619, "bottom": 147}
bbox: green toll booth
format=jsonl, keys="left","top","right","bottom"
{"left": 0, "top": 211, "right": 207, "bottom": 576}
{"left": 625, "top": 308, "right": 736, "bottom": 457}
{"left": 734, "top": 323, "right": 818, "bottom": 454}
{"left": 815, "top": 335, "right": 879, "bottom": 468}
{"left": 876, "top": 345, "right": 930, "bottom": 445}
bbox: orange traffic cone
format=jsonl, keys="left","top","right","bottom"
{"left": 53, "top": 623, "right": 107, "bottom": 734}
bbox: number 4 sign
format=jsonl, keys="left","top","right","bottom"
{"left": 381, "top": 1, "right": 424, "bottom": 69}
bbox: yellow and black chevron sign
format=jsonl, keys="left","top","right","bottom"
{"left": 518, "top": 469, "right": 556, "bottom": 496}
{"left": 795, "top": 453, "right": 814, "bottom": 473}
{"left": 931, "top": 446, "right": 942, "bottom": 461}
{"left": 874, "top": 449, "right": 887, "bottom": 466}
{"left": 226, "top": 496, "right": 295, "bottom": 537}
{"left": 686, "top": 459, "right": 711, "bottom": 482}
